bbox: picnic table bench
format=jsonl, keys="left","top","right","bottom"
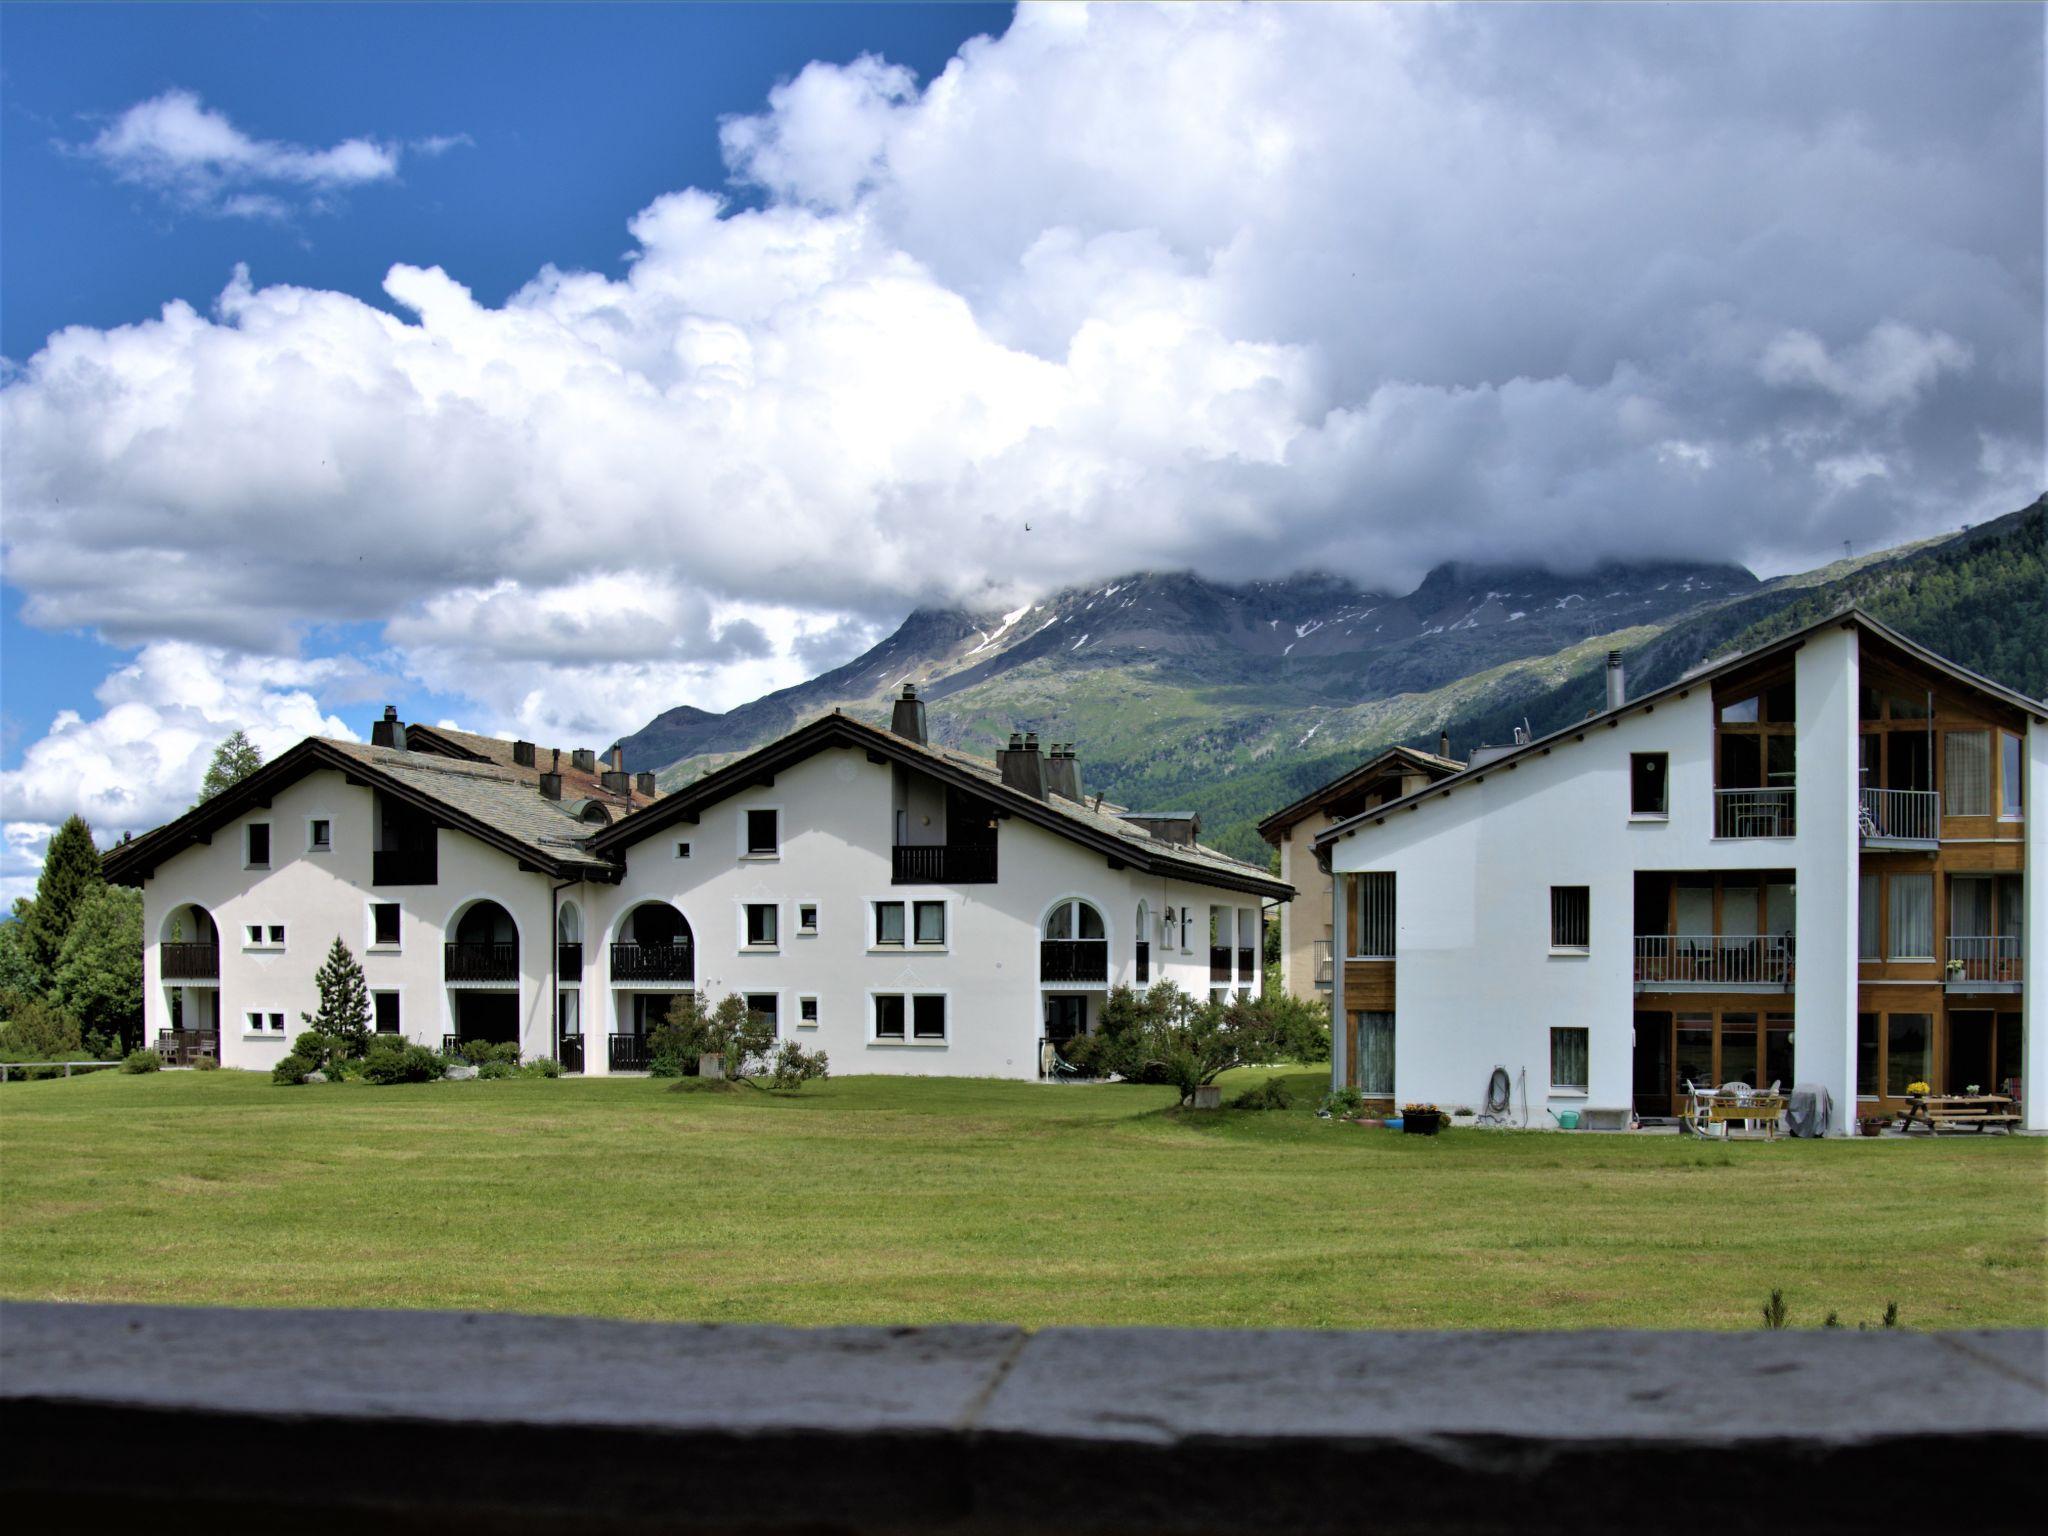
{"left": 1895, "top": 1094, "right": 2019, "bottom": 1134}
{"left": 1690, "top": 1091, "right": 1788, "bottom": 1140}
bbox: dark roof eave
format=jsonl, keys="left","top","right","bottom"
{"left": 1256, "top": 745, "right": 1463, "bottom": 843}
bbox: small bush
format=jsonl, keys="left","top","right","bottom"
{"left": 194, "top": 1055, "right": 220, "bottom": 1071}
{"left": 121, "top": 1048, "right": 162, "bottom": 1074}
{"left": 450, "top": 1040, "right": 519, "bottom": 1067}
{"left": 271, "top": 1053, "right": 313, "bottom": 1086}
{"left": 519, "top": 1056, "right": 562, "bottom": 1078}
{"left": 763, "top": 1040, "right": 829, "bottom": 1091}
{"left": 477, "top": 1060, "right": 514, "bottom": 1080}
{"left": 362, "top": 1041, "right": 446, "bottom": 1085}
{"left": 1230, "top": 1078, "right": 1292, "bottom": 1110}
{"left": 1321, "top": 1087, "right": 1364, "bottom": 1118}
{"left": 1, "top": 996, "right": 84, "bottom": 1059}
{"left": 289, "top": 1029, "right": 342, "bottom": 1075}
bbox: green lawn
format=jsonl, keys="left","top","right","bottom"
{"left": 3, "top": 1067, "right": 2043, "bottom": 1330}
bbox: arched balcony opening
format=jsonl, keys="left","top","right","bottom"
{"left": 156, "top": 902, "right": 220, "bottom": 1064}
{"left": 1040, "top": 898, "right": 1108, "bottom": 984}
{"left": 444, "top": 899, "right": 520, "bottom": 1054}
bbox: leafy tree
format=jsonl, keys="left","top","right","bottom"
{"left": 196, "top": 730, "right": 265, "bottom": 805}
{"left": 20, "top": 815, "right": 103, "bottom": 986}
{"left": 652, "top": 991, "right": 790, "bottom": 1085}
{"left": 1066, "top": 981, "right": 1297, "bottom": 1103}
{"left": 1, "top": 995, "right": 84, "bottom": 1059}
{"left": 300, "top": 937, "right": 373, "bottom": 1058}
{"left": 52, "top": 884, "right": 144, "bottom": 1048}
{"left": 0, "top": 902, "right": 40, "bottom": 998}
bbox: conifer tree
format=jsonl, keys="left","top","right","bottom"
{"left": 195, "top": 730, "right": 265, "bottom": 806}
{"left": 301, "top": 936, "right": 374, "bottom": 1057}
{"left": 22, "top": 815, "right": 103, "bottom": 986}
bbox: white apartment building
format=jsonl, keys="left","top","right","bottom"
{"left": 1313, "top": 609, "right": 2045, "bottom": 1132}
{"left": 107, "top": 689, "right": 1287, "bottom": 1080}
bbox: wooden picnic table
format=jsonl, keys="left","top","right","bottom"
{"left": 1896, "top": 1094, "right": 2018, "bottom": 1134}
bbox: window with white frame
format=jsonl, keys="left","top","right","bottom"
{"left": 873, "top": 900, "right": 905, "bottom": 946}
{"left": 743, "top": 903, "right": 779, "bottom": 948}
{"left": 873, "top": 994, "right": 906, "bottom": 1041}
{"left": 1887, "top": 872, "right": 1934, "bottom": 960}
{"left": 246, "top": 822, "right": 271, "bottom": 867}
{"left": 1629, "top": 753, "right": 1669, "bottom": 816}
{"left": 309, "top": 818, "right": 332, "bottom": 852}
{"left": 373, "top": 992, "right": 401, "bottom": 1034}
{"left": 912, "top": 994, "right": 947, "bottom": 1041}
{"left": 244, "top": 924, "right": 285, "bottom": 949}
{"left": 1550, "top": 1027, "right": 1589, "bottom": 1094}
{"left": 245, "top": 1011, "right": 286, "bottom": 1035}
{"left": 871, "top": 993, "right": 947, "bottom": 1043}
{"left": 913, "top": 900, "right": 946, "bottom": 946}
{"left": 798, "top": 903, "right": 818, "bottom": 934}
{"left": 798, "top": 995, "right": 819, "bottom": 1028}
{"left": 2001, "top": 732, "right": 2024, "bottom": 820}
{"left": 370, "top": 902, "right": 401, "bottom": 948}
{"left": 1945, "top": 730, "right": 1991, "bottom": 818}
{"left": 744, "top": 808, "right": 779, "bottom": 856}
{"left": 745, "top": 993, "right": 779, "bottom": 1033}
{"left": 674, "top": 840, "right": 692, "bottom": 859}
{"left": 1550, "top": 886, "right": 1590, "bottom": 951}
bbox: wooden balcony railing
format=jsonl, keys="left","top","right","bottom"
{"left": 1635, "top": 934, "right": 1793, "bottom": 989}
{"left": 373, "top": 848, "right": 438, "bottom": 886}
{"left": 1237, "top": 947, "right": 1256, "bottom": 982}
{"left": 1041, "top": 939, "right": 1108, "bottom": 984}
{"left": 1210, "top": 946, "right": 1232, "bottom": 984}
{"left": 608, "top": 1033, "right": 653, "bottom": 1072}
{"left": 610, "top": 941, "right": 694, "bottom": 984}
{"left": 1946, "top": 935, "right": 2022, "bottom": 987}
{"left": 1713, "top": 788, "right": 1796, "bottom": 839}
{"left": 891, "top": 844, "right": 998, "bottom": 884}
{"left": 1861, "top": 787, "right": 1941, "bottom": 845}
{"left": 160, "top": 943, "right": 220, "bottom": 980}
{"left": 444, "top": 942, "right": 518, "bottom": 983}
{"left": 154, "top": 1029, "right": 219, "bottom": 1067}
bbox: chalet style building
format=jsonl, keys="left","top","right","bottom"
{"left": 1314, "top": 609, "right": 2045, "bottom": 1132}
{"left": 105, "top": 690, "right": 1288, "bottom": 1080}
{"left": 1258, "top": 743, "right": 1462, "bottom": 1004}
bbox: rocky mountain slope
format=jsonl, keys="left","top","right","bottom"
{"left": 615, "top": 497, "right": 2043, "bottom": 864}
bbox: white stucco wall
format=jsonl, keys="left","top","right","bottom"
{"left": 2024, "top": 717, "right": 2048, "bottom": 1130}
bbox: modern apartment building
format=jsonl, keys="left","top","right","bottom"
{"left": 1258, "top": 744, "right": 1462, "bottom": 1004}
{"left": 106, "top": 689, "right": 1287, "bottom": 1080}
{"left": 1313, "top": 609, "right": 2044, "bottom": 1131}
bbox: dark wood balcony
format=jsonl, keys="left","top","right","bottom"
{"left": 1210, "top": 946, "right": 1232, "bottom": 984}
{"left": 1237, "top": 947, "right": 1255, "bottom": 981}
{"left": 608, "top": 1033, "right": 653, "bottom": 1072}
{"left": 161, "top": 943, "right": 220, "bottom": 980}
{"left": 373, "top": 848, "right": 438, "bottom": 886}
{"left": 610, "top": 941, "right": 694, "bottom": 984}
{"left": 444, "top": 942, "right": 518, "bottom": 984}
{"left": 892, "top": 844, "right": 997, "bottom": 884}
{"left": 1041, "top": 939, "right": 1107, "bottom": 984}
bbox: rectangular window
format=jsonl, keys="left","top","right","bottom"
{"left": 1857, "top": 872, "right": 1880, "bottom": 960}
{"left": 1675, "top": 1014, "right": 1714, "bottom": 1092}
{"left": 246, "top": 925, "right": 263, "bottom": 946}
{"left": 1944, "top": 730, "right": 1990, "bottom": 817}
{"left": 268, "top": 924, "right": 286, "bottom": 946}
{"left": 874, "top": 901, "right": 905, "bottom": 946}
{"left": 246, "top": 1011, "right": 263, "bottom": 1033}
{"left": 246, "top": 822, "right": 270, "bottom": 867}
{"left": 913, "top": 900, "right": 946, "bottom": 945}
{"left": 309, "top": 819, "right": 332, "bottom": 851}
{"left": 798, "top": 904, "right": 818, "bottom": 933}
{"left": 1353, "top": 1011, "right": 1395, "bottom": 1096}
{"left": 1886, "top": 873, "right": 1933, "bottom": 960}
{"left": 744, "top": 904, "right": 778, "bottom": 947}
{"left": 2001, "top": 732, "right": 2024, "bottom": 819}
{"left": 1348, "top": 872, "right": 1396, "bottom": 958}
{"left": 745, "top": 808, "right": 778, "bottom": 855}
{"left": 912, "top": 994, "right": 947, "bottom": 1041}
{"left": 675, "top": 840, "right": 691, "bottom": 859}
{"left": 873, "top": 994, "right": 906, "bottom": 1041}
{"left": 371, "top": 902, "right": 401, "bottom": 947}
{"left": 1856, "top": 1013, "right": 1879, "bottom": 1097}
{"left": 798, "top": 996, "right": 819, "bottom": 1028}
{"left": 373, "top": 992, "right": 401, "bottom": 1035}
{"left": 1550, "top": 1026, "right": 1589, "bottom": 1093}
{"left": 1629, "top": 753, "right": 1668, "bottom": 816}
{"left": 1885, "top": 1013, "right": 1932, "bottom": 1096}
{"left": 1550, "top": 886, "right": 1590, "bottom": 950}
{"left": 745, "top": 994, "right": 779, "bottom": 1032}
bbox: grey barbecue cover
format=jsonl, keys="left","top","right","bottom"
{"left": 1786, "top": 1083, "right": 1833, "bottom": 1138}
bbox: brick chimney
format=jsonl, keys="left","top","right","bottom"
{"left": 890, "top": 683, "right": 928, "bottom": 745}
{"left": 997, "top": 731, "right": 1047, "bottom": 799}
{"left": 1045, "top": 742, "right": 1083, "bottom": 801}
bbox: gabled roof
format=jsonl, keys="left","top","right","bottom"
{"left": 590, "top": 712, "right": 1293, "bottom": 900}
{"left": 1256, "top": 744, "right": 1464, "bottom": 844}
{"left": 402, "top": 724, "right": 650, "bottom": 814}
{"left": 1310, "top": 605, "right": 2047, "bottom": 856}
{"left": 103, "top": 738, "right": 619, "bottom": 887}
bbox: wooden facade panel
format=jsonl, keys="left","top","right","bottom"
{"left": 1343, "top": 960, "right": 1395, "bottom": 1013}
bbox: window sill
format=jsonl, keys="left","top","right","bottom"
{"left": 739, "top": 852, "right": 781, "bottom": 863}
{"left": 366, "top": 945, "right": 401, "bottom": 955}
{"left": 1550, "top": 1089, "right": 1590, "bottom": 1099}
{"left": 1548, "top": 948, "right": 1590, "bottom": 959}
{"left": 243, "top": 946, "right": 285, "bottom": 954}
{"left": 797, "top": 928, "right": 819, "bottom": 938}
{"left": 869, "top": 1039, "right": 948, "bottom": 1048}
{"left": 1627, "top": 813, "right": 1669, "bottom": 824}
{"left": 739, "top": 945, "right": 780, "bottom": 956}
{"left": 242, "top": 1033, "right": 286, "bottom": 1042}
{"left": 796, "top": 1023, "right": 819, "bottom": 1031}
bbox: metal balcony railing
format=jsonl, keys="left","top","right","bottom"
{"left": 1946, "top": 935, "right": 2022, "bottom": 987}
{"left": 1860, "top": 787, "right": 1941, "bottom": 845}
{"left": 1041, "top": 939, "right": 1108, "bottom": 984}
{"left": 1635, "top": 934, "right": 1793, "bottom": 989}
{"left": 373, "top": 848, "right": 437, "bottom": 885}
{"left": 558, "top": 1035, "right": 585, "bottom": 1073}
{"left": 891, "top": 844, "right": 998, "bottom": 884}
{"left": 444, "top": 942, "right": 518, "bottom": 983}
{"left": 610, "top": 941, "right": 694, "bottom": 984}
{"left": 557, "top": 942, "right": 583, "bottom": 978}
{"left": 608, "top": 1033, "right": 652, "bottom": 1072}
{"left": 1714, "top": 788, "right": 1796, "bottom": 838}
{"left": 160, "top": 943, "right": 220, "bottom": 980}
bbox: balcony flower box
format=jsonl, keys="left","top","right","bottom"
{"left": 1401, "top": 1104, "right": 1443, "bottom": 1136}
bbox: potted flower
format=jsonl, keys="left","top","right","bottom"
{"left": 1906, "top": 1080, "right": 1931, "bottom": 1098}
{"left": 1401, "top": 1102, "right": 1443, "bottom": 1136}
{"left": 1945, "top": 958, "right": 1966, "bottom": 980}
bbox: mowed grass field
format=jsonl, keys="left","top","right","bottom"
{"left": 2, "top": 1067, "right": 2043, "bottom": 1330}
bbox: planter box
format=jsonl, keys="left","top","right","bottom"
{"left": 698, "top": 1053, "right": 725, "bottom": 1081}
{"left": 1188, "top": 1084, "right": 1222, "bottom": 1110}
{"left": 1402, "top": 1111, "right": 1442, "bottom": 1136}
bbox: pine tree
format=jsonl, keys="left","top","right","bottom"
{"left": 196, "top": 730, "right": 265, "bottom": 805}
{"left": 21, "top": 816, "right": 103, "bottom": 987}
{"left": 301, "top": 936, "right": 373, "bottom": 1057}
{"left": 52, "top": 884, "right": 144, "bottom": 1050}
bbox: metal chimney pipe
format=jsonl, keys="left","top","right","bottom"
{"left": 1605, "top": 650, "right": 1626, "bottom": 711}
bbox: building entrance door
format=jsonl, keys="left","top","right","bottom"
{"left": 1633, "top": 1011, "right": 1673, "bottom": 1118}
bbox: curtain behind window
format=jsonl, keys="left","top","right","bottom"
{"left": 1945, "top": 730, "right": 1990, "bottom": 817}
{"left": 1551, "top": 1028, "right": 1588, "bottom": 1092}
{"left": 1887, "top": 873, "right": 1933, "bottom": 959}
{"left": 1354, "top": 1011, "right": 1395, "bottom": 1095}
{"left": 1948, "top": 877, "right": 1991, "bottom": 939}
{"left": 1858, "top": 872, "right": 1880, "bottom": 960}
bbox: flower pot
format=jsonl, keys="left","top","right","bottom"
{"left": 1858, "top": 1117, "right": 1887, "bottom": 1137}
{"left": 1401, "top": 1110, "right": 1442, "bottom": 1136}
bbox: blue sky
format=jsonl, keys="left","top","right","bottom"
{"left": 0, "top": 2, "right": 2039, "bottom": 895}
{"left": 2, "top": 1, "right": 1008, "bottom": 767}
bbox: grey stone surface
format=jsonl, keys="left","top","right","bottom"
{"left": 3, "top": 1302, "right": 2042, "bottom": 1534}
{"left": 443, "top": 1063, "right": 479, "bottom": 1080}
